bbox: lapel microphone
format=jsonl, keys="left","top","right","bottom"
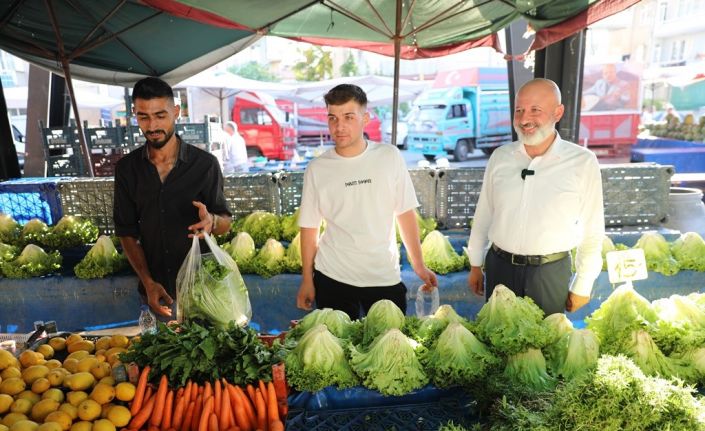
{"left": 521, "top": 169, "right": 535, "bottom": 180}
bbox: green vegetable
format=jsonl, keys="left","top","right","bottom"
{"left": 120, "top": 321, "right": 274, "bottom": 387}
{"left": 633, "top": 232, "right": 680, "bottom": 275}
{"left": 222, "top": 232, "right": 256, "bottom": 273}
{"left": 349, "top": 328, "right": 428, "bottom": 396}
{"left": 285, "top": 324, "right": 358, "bottom": 392}
{"left": 396, "top": 210, "right": 437, "bottom": 244}
{"left": 1, "top": 243, "right": 61, "bottom": 278}
{"left": 421, "top": 322, "right": 499, "bottom": 388}
{"left": 544, "top": 329, "right": 600, "bottom": 380}
{"left": 419, "top": 230, "right": 465, "bottom": 274}
{"left": 0, "top": 214, "right": 20, "bottom": 245}
{"left": 182, "top": 256, "right": 250, "bottom": 329}
{"left": 650, "top": 295, "right": 705, "bottom": 355}
{"left": 42, "top": 215, "right": 99, "bottom": 249}
{"left": 585, "top": 284, "right": 658, "bottom": 355}
{"left": 671, "top": 232, "right": 705, "bottom": 271}
{"left": 283, "top": 232, "right": 302, "bottom": 273}
{"left": 623, "top": 329, "right": 691, "bottom": 380}
{"left": 413, "top": 304, "right": 468, "bottom": 345}
{"left": 241, "top": 211, "right": 281, "bottom": 246}
{"left": 361, "top": 299, "right": 406, "bottom": 346}
{"left": 286, "top": 308, "right": 354, "bottom": 340}
{"left": 18, "top": 218, "right": 50, "bottom": 246}
{"left": 280, "top": 208, "right": 300, "bottom": 242}
{"left": 251, "top": 238, "right": 285, "bottom": 278}
{"left": 73, "top": 235, "right": 127, "bottom": 279}
{"left": 475, "top": 285, "right": 550, "bottom": 355}
{"left": 0, "top": 242, "right": 18, "bottom": 262}
{"left": 601, "top": 235, "right": 629, "bottom": 270}
{"left": 503, "top": 348, "right": 556, "bottom": 392}
{"left": 542, "top": 313, "right": 574, "bottom": 346}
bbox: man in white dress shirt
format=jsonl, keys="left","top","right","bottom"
{"left": 467, "top": 78, "right": 604, "bottom": 314}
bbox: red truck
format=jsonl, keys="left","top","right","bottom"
{"left": 579, "top": 63, "right": 641, "bottom": 158}
{"left": 231, "top": 92, "right": 296, "bottom": 160}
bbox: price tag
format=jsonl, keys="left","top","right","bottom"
{"left": 606, "top": 249, "right": 648, "bottom": 284}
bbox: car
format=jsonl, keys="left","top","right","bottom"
{"left": 382, "top": 111, "right": 410, "bottom": 149}
{"left": 10, "top": 121, "right": 25, "bottom": 169}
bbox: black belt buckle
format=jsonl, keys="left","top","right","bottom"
{"left": 510, "top": 253, "right": 527, "bottom": 266}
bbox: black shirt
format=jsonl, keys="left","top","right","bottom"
{"left": 113, "top": 137, "right": 230, "bottom": 297}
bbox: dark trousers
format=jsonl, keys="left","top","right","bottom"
{"left": 313, "top": 270, "right": 407, "bottom": 320}
{"left": 484, "top": 247, "right": 572, "bottom": 315}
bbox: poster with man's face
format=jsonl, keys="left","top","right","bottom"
{"left": 582, "top": 63, "right": 641, "bottom": 113}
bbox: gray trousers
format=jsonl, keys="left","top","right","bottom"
{"left": 484, "top": 246, "right": 572, "bottom": 315}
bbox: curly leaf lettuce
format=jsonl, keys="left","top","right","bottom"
{"left": 633, "top": 232, "right": 680, "bottom": 275}
{"left": 671, "top": 232, "right": 705, "bottom": 271}
{"left": 503, "top": 348, "right": 556, "bottom": 392}
{"left": 74, "top": 235, "right": 127, "bottom": 278}
{"left": 361, "top": 299, "right": 406, "bottom": 346}
{"left": 419, "top": 230, "right": 465, "bottom": 274}
{"left": 545, "top": 329, "right": 600, "bottom": 380}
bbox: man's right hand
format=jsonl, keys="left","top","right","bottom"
{"left": 296, "top": 279, "right": 315, "bottom": 311}
{"left": 145, "top": 281, "right": 174, "bottom": 317}
{"left": 468, "top": 266, "right": 484, "bottom": 297}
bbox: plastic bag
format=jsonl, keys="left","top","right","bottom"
{"left": 176, "top": 233, "right": 251, "bottom": 329}
{"left": 415, "top": 284, "right": 439, "bottom": 317}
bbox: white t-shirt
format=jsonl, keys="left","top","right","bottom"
{"left": 298, "top": 142, "right": 419, "bottom": 287}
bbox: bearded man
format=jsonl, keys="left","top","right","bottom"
{"left": 466, "top": 78, "right": 605, "bottom": 315}
{"left": 113, "top": 77, "right": 231, "bottom": 318}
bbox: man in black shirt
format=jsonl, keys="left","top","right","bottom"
{"left": 114, "top": 77, "right": 232, "bottom": 318}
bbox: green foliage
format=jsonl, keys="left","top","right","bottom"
{"left": 285, "top": 324, "right": 358, "bottom": 392}
{"left": 0, "top": 243, "right": 61, "bottom": 278}
{"left": 349, "top": 328, "right": 428, "bottom": 396}
{"left": 633, "top": 232, "right": 680, "bottom": 275}
{"left": 286, "top": 308, "right": 354, "bottom": 341}
{"left": 419, "top": 230, "right": 465, "bottom": 274}
{"left": 503, "top": 348, "right": 556, "bottom": 392}
{"left": 74, "top": 235, "right": 127, "bottom": 279}
{"left": 671, "top": 232, "right": 705, "bottom": 271}
{"left": 251, "top": 238, "right": 285, "bottom": 278}
{"left": 0, "top": 242, "right": 18, "bottom": 262}
{"left": 227, "top": 62, "right": 280, "bottom": 82}
{"left": 42, "top": 215, "right": 99, "bottom": 249}
{"left": 339, "top": 52, "right": 358, "bottom": 77}
{"left": 283, "top": 232, "right": 302, "bottom": 273}
{"left": 119, "top": 321, "right": 274, "bottom": 387}
{"left": 18, "top": 218, "right": 50, "bottom": 246}
{"left": 544, "top": 329, "right": 600, "bottom": 380}
{"left": 542, "top": 313, "right": 574, "bottom": 346}
{"left": 361, "top": 299, "right": 406, "bottom": 346}
{"left": 651, "top": 295, "right": 705, "bottom": 355}
{"left": 222, "top": 232, "right": 256, "bottom": 273}
{"left": 411, "top": 304, "right": 468, "bottom": 346}
{"left": 293, "top": 46, "right": 333, "bottom": 81}
{"left": 0, "top": 213, "right": 20, "bottom": 245}
{"left": 475, "top": 285, "right": 550, "bottom": 355}
{"left": 280, "top": 208, "right": 299, "bottom": 242}
{"left": 241, "top": 211, "right": 281, "bottom": 246}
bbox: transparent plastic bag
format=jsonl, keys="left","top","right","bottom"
{"left": 415, "top": 284, "right": 439, "bottom": 317}
{"left": 176, "top": 233, "right": 252, "bottom": 329}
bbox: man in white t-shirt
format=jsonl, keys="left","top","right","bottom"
{"left": 296, "top": 84, "right": 438, "bottom": 319}
{"left": 222, "top": 121, "right": 249, "bottom": 173}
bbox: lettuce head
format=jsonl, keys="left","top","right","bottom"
{"left": 670, "top": 232, "right": 705, "bottom": 271}
{"left": 419, "top": 230, "right": 465, "bottom": 274}
{"left": 241, "top": 211, "right": 281, "bottom": 246}
{"left": 633, "top": 232, "right": 680, "bottom": 275}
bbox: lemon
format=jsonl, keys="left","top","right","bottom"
{"left": 17, "top": 391, "right": 40, "bottom": 405}
{"left": 10, "top": 399, "right": 33, "bottom": 415}
{"left": 22, "top": 366, "right": 50, "bottom": 386}
{"left": 68, "top": 422, "right": 91, "bottom": 431}
{"left": 30, "top": 399, "right": 59, "bottom": 422}
{"left": 114, "top": 383, "right": 135, "bottom": 402}
{"left": 37, "top": 423, "right": 62, "bottom": 431}
{"left": 1, "top": 367, "right": 21, "bottom": 380}
{"left": 76, "top": 400, "right": 101, "bottom": 422}
{"left": 58, "top": 403, "right": 78, "bottom": 421}
{"left": 90, "top": 420, "right": 113, "bottom": 431}
{"left": 0, "top": 350, "right": 16, "bottom": 370}
{"left": 104, "top": 405, "right": 130, "bottom": 428}
{"left": 2, "top": 413, "right": 28, "bottom": 428}
{"left": 0, "top": 393, "right": 14, "bottom": 414}
{"left": 89, "top": 384, "right": 114, "bottom": 405}
{"left": 9, "top": 420, "right": 38, "bottom": 431}
{"left": 35, "top": 346, "right": 54, "bottom": 361}
{"left": 47, "top": 339, "right": 66, "bottom": 352}
{"left": 65, "top": 392, "right": 88, "bottom": 408}
{"left": 41, "top": 389, "right": 64, "bottom": 404}
{"left": 43, "top": 361, "right": 61, "bottom": 371}
{"left": 0, "top": 378, "right": 26, "bottom": 396}
{"left": 43, "top": 411, "right": 72, "bottom": 431}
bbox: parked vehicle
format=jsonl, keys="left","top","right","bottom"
{"left": 10, "top": 120, "right": 25, "bottom": 169}
{"left": 277, "top": 102, "right": 382, "bottom": 145}
{"left": 382, "top": 111, "right": 409, "bottom": 149}
{"left": 231, "top": 92, "right": 296, "bottom": 160}
{"left": 406, "top": 81, "right": 512, "bottom": 161}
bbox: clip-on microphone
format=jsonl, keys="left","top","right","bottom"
{"left": 521, "top": 169, "right": 535, "bottom": 180}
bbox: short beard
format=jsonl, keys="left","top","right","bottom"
{"left": 515, "top": 122, "right": 554, "bottom": 147}
{"left": 145, "top": 128, "right": 175, "bottom": 149}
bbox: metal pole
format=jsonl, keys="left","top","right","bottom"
{"left": 61, "top": 59, "right": 94, "bottom": 177}
{"left": 391, "top": 0, "right": 402, "bottom": 146}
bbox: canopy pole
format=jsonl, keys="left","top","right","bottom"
{"left": 61, "top": 59, "right": 94, "bottom": 177}
{"left": 391, "top": 0, "right": 402, "bottom": 147}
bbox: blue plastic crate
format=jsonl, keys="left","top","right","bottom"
{"left": 0, "top": 178, "right": 65, "bottom": 225}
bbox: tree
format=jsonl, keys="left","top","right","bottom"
{"left": 228, "top": 61, "right": 279, "bottom": 82}
{"left": 340, "top": 52, "right": 358, "bottom": 77}
{"left": 293, "top": 47, "right": 333, "bottom": 81}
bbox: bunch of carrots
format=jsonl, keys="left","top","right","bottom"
{"left": 125, "top": 366, "right": 287, "bottom": 431}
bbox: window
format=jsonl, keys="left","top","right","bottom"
{"left": 659, "top": 2, "right": 668, "bottom": 21}
{"left": 447, "top": 104, "right": 466, "bottom": 119}
{"left": 239, "top": 108, "right": 272, "bottom": 125}
{"left": 670, "top": 40, "right": 686, "bottom": 62}
{"left": 653, "top": 44, "right": 662, "bottom": 63}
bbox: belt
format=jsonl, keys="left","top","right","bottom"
{"left": 491, "top": 244, "right": 569, "bottom": 266}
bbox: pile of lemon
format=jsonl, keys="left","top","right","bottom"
{"left": 0, "top": 334, "right": 138, "bottom": 431}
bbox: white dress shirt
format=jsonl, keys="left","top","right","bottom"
{"left": 467, "top": 133, "right": 604, "bottom": 296}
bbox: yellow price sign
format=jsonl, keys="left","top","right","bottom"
{"left": 606, "top": 249, "right": 648, "bottom": 284}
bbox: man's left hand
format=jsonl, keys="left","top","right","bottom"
{"left": 565, "top": 292, "right": 590, "bottom": 312}
{"left": 187, "top": 201, "right": 213, "bottom": 238}
{"left": 414, "top": 265, "right": 438, "bottom": 292}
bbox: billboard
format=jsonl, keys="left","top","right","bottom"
{"left": 582, "top": 63, "right": 641, "bottom": 113}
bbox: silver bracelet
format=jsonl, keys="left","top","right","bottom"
{"left": 211, "top": 213, "right": 218, "bottom": 231}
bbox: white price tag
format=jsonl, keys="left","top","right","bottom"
{"left": 606, "top": 249, "right": 648, "bottom": 284}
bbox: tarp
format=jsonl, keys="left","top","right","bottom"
{"left": 293, "top": 75, "right": 430, "bottom": 107}
{"left": 4, "top": 86, "right": 124, "bottom": 109}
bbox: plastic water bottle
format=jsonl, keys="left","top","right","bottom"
{"left": 138, "top": 305, "right": 157, "bottom": 335}
{"left": 415, "top": 284, "right": 439, "bottom": 318}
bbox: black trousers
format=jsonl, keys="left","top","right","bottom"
{"left": 313, "top": 269, "right": 407, "bottom": 320}
{"left": 484, "top": 247, "right": 572, "bottom": 315}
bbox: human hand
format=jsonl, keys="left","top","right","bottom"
{"left": 187, "top": 201, "right": 214, "bottom": 238}
{"left": 413, "top": 265, "right": 438, "bottom": 292}
{"left": 565, "top": 292, "right": 590, "bottom": 312}
{"left": 468, "top": 266, "right": 484, "bottom": 296}
{"left": 296, "top": 279, "right": 316, "bottom": 311}
{"left": 144, "top": 280, "right": 174, "bottom": 317}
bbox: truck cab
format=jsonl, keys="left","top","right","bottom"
{"left": 231, "top": 92, "right": 296, "bottom": 160}
{"left": 407, "top": 86, "right": 511, "bottom": 161}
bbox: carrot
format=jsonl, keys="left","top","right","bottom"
{"left": 254, "top": 389, "right": 267, "bottom": 431}
{"left": 131, "top": 365, "right": 151, "bottom": 415}
{"left": 268, "top": 421, "right": 284, "bottom": 431}
{"left": 172, "top": 394, "right": 187, "bottom": 431}
{"left": 219, "top": 386, "right": 231, "bottom": 431}
{"left": 162, "top": 390, "right": 175, "bottom": 431}
{"left": 150, "top": 375, "right": 170, "bottom": 427}
{"left": 181, "top": 401, "right": 196, "bottom": 431}
{"left": 208, "top": 413, "right": 219, "bottom": 431}
{"left": 149, "top": 426, "right": 160, "bottom": 431}
{"left": 230, "top": 388, "right": 250, "bottom": 431}
{"left": 129, "top": 393, "right": 156, "bottom": 430}
{"left": 177, "top": 387, "right": 185, "bottom": 399}
{"left": 214, "top": 380, "right": 222, "bottom": 417}
{"left": 191, "top": 395, "right": 204, "bottom": 431}
{"left": 145, "top": 386, "right": 154, "bottom": 404}
{"left": 192, "top": 383, "right": 199, "bottom": 401}
{"left": 183, "top": 381, "right": 193, "bottom": 408}
{"left": 257, "top": 381, "right": 267, "bottom": 400}
{"left": 199, "top": 397, "right": 214, "bottom": 431}
{"left": 203, "top": 382, "right": 213, "bottom": 403}
{"left": 246, "top": 385, "right": 256, "bottom": 406}
{"left": 232, "top": 385, "right": 256, "bottom": 431}
{"left": 266, "top": 382, "right": 279, "bottom": 426}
